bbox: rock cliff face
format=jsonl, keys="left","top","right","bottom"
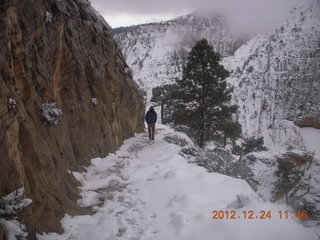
{"left": 0, "top": 226, "right": 3, "bottom": 240}
{"left": 222, "top": 0, "right": 320, "bottom": 152}
{"left": 0, "top": 0, "right": 145, "bottom": 237}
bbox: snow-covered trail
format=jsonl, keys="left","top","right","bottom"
{"left": 39, "top": 125, "right": 317, "bottom": 240}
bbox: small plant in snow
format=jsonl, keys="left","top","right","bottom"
{"left": 227, "top": 194, "right": 258, "bottom": 209}
{"left": 125, "top": 67, "right": 133, "bottom": 78}
{"left": 41, "top": 102, "right": 62, "bottom": 126}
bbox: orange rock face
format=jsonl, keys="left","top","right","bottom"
{"left": 294, "top": 117, "right": 320, "bottom": 129}
{"left": 0, "top": 0, "right": 145, "bottom": 237}
{"left": 0, "top": 226, "right": 4, "bottom": 240}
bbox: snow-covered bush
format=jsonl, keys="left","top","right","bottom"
{"left": 0, "top": 188, "right": 32, "bottom": 217}
{"left": 180, "top": 147, "right": 200, "bottom": 158}
{"left": 163, "top": 134, "right": 188, "bottom": 147}
{"left": 41, "top": 102, "right": 62, "bottom": 126}
{"left": 241, "top": 136, "right": 267, "bottom": 155}
{"left": 0, "top": 188, "right": 32, "bottom": 240}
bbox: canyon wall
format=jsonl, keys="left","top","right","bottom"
{"left": 0, "top": 0, "right": 145, "bottom": 237}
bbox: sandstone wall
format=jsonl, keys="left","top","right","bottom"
{"left": 0, "top": 226, "right": 4, "bottom": 240}
{"left": 0, "top": 0, "right": 145, "bottom": 237}
{"left": 294, "top": 117, "right": 320, "bottom": 129}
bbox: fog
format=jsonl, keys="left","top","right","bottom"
{"left": 90, "top": 0, "right": 310, "bottom": 32}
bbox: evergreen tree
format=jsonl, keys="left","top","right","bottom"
{"left": 235, "top": 136, "right": 268, "bottom": 161}
{"left": 151, "top": 84, "right": 177, "bottom": 123}
{"left": 241, "top": 136, "right": 267, "bottom": 154}
{"left": 172, "top": 39, "right": 236, "bottom": 148}
{"left": 221, "top": 120, "right": 242, "bottom": 147}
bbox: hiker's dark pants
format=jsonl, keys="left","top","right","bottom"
{"left": 148, "top": 123, "right": 155, "bottom": 140}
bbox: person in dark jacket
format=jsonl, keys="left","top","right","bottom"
{"left": 145, "top": 106, "right": 157, "bottom": 140}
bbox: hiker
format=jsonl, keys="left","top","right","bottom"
{"left": 145, "top": 106, "right": 157, "bottom": 140}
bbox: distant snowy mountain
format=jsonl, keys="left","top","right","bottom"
{"left": 222, "top": 0, "right": 320, "bottom": 152}
{"left": 114, "top": 1, "right": 320, "bottom": 153}
{"left": 113, "top": 13, "right": 247, "bottom": 97}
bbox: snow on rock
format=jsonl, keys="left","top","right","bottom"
{"left": 300, "top": 128, "right": 320, "bottom": 158}
{"left": 45, "top": 11, "right": 52, "bottom": 24}
{"left": 238, "top": 150, "right": 320, "bottom": 226}
{"left": 37, "top": 125, "right": 318, "bottom": 240}
{"left": 0, "top": 219, "right": 28, "bottom": 240}
{"left": 240, "top": 152, "right": 279, "bottom": 201}
{"left": 91, "top": 98, "right": 98, "bottom": 106}
{"left": 8, "top": 98, "right": 17, "bottom": 112}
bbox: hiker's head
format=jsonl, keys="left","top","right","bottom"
{"left": 149, "top": 106, "right": 154, "bottom": 111}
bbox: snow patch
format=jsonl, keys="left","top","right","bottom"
{"left": 299, "top": 128, "right": 320, "bottom": 158}
{"left": 91, "top": 98, "right": 98, "bottom": 106}
{"left": 8, "top": 98, "right": 16, "bottom": 111}
{"left": 37, "top": 125, "right": 318, "bottom": 240}
{"left": 0, "top": 219, "right": 28, "bottom": 240}
{"left": 45, "top": 11, "right": 52, "bottom": 24}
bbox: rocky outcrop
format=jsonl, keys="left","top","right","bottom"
{"left": 0, "top": 0, "right": 145, "bottom": 237}
{"left": 241, "top": 151, "right": 320, "bottom": 224}
{"left": 294, "top": 117, "right": 320, "bottom": 129}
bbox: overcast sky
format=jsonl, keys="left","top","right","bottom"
{"left": 90, "top": 0, "right": 309, "bottom": 31}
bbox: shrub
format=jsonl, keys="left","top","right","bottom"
{"left": 41, "top": 102, "right": 62, "bottom": 126}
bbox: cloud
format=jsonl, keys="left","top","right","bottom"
{"left": 99, "top": 11, "right": 182, "bottom": 28}
{"left": 90, "top": 0, "right": 308, "bottom": 29}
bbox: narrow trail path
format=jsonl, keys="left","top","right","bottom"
{"left": 39, "top": 125, "right": 316, "bottom": 240}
